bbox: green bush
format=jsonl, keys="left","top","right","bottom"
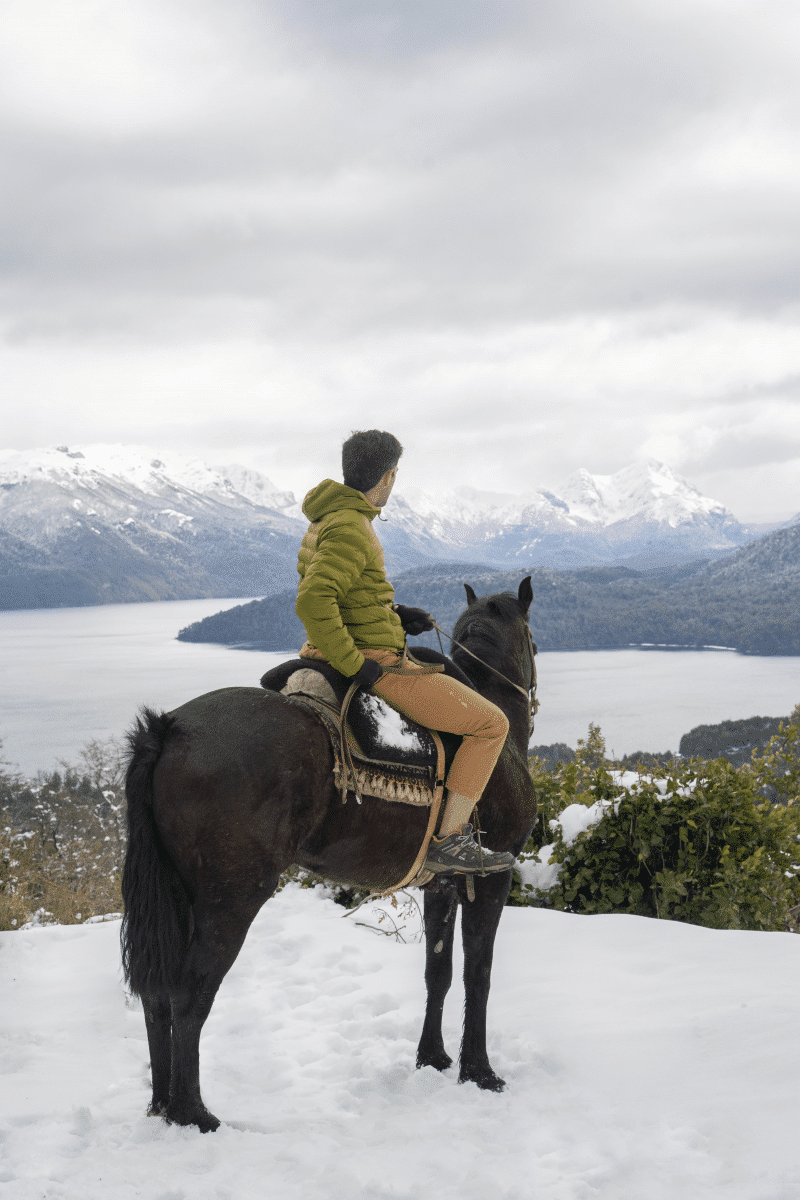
{"left": 513, "top": 721, "right": 800, "bottom": 930}
{"left": 522, "top": 723, "right": 608, "bottom": 851}
{"left": 749, "top": 703, "right": 800, "bottom": 806}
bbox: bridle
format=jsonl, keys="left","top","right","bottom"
{"left": 431, "top": 618, "right": 539, "bottom": 736}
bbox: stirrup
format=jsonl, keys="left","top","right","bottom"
{"left": 423, "top": 823, "right": 513, "bottom": 876}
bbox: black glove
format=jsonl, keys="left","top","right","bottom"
{"left": 393, "top": 604, "right": 435, "bottom": 636}
{"left": 352, "top": 659, "right": 383, "bottom": 690}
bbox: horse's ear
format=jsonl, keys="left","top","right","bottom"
{"left": 517, "top": 576, "right": 533, "bottom": 613}
{"left": 464, "top": 584, "right": 478, "bottom": 606}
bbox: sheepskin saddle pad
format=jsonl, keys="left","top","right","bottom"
{"left": 260, "top": 657, "right": 458, "bottom": 806}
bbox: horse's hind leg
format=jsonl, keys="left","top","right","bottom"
{"left": 165, "top": 884, "right": 275, "bottom": 1132}
{"left": 142, "top": 992, "right": 172, "bottom": 1115}
{"left": 416, "top": 879, "right": 460, "bottom": 1072}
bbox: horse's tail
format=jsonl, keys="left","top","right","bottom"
{"left": 121, "top": 708, "right": 191, "bottom": 998}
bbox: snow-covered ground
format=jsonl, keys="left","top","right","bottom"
{"left": 2, "top": 887, "right": 800, "bottom": 1200}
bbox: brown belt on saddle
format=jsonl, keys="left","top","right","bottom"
{"left": 336, "top": 649, "right": 447, "bottom": 893}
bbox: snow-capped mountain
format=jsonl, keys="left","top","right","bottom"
{"left": 380, "top": 460, "right": 751, "bottom": 569}
{"left": 217, "top": 464, "right": 302, "bottom": 519}
{"left": 0, "top": 446, "right": 757, "bottom": 610}
{"left": 0, "top": 444, "right": 306, "bottom": 609}
{"left": 0, "top": 444, "right": 301, "bottom": 526}
{"left": 557, "top": 461, "right": 729, "bottom": 527}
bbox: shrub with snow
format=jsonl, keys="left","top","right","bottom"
{"left": 514, "top": 714, "right": 800, "bottom": 931}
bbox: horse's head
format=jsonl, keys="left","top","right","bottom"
{"left": 452, "top": 576, "right": 536, "bottom": 698}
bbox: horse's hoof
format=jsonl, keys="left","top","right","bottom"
{"left": 459, "top": 1066, "right": 506, "bottom": 1092}
{"left": 163, "top": 1104, "right": 221, "bottom": 1133}
{"left": 147, "top": 1100, "right": 168, "bottom": 1117}
{"left": 416, "top": 1048, "right": 453, "bottom": 1072}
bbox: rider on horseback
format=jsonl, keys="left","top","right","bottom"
{"left": 295, "top": 429, "right": 514, "bottom": 876}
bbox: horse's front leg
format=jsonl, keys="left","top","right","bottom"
{"left": 416, "top": 878, "right": 460, "bottom": 1071}
{"left": 459, "top": 868, "right": 512, "bottom": 1091}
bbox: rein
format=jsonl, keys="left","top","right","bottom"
{"left": 431, "top": 618, "right": 540, "bottom": 732}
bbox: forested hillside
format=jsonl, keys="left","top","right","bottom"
{"left": 178, "top": 521, "right": 800, "bottom": 655}
{"left": 679, "top": 716, "right": 789, "bottom": 766}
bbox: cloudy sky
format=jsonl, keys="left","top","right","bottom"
{"left": 2, "top": 0, "right": 799, "bottom": 518}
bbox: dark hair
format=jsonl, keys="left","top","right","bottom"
{"left": 342, "top": 430, "right": 403, "bottom": 493}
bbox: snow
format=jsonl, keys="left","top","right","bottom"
{"left": 218, "top": 464, "right": 301, "bottom": 517}
{"left": 515, "top": 843, "right": 561, "bottom": 893}
{"left": 395, "top": 485, "right": 554, "bottom": 527}
{"left": 0, "top": 443, "right": 222, "bottom": 494}
{"left": 2, "top": 886, "right": 800, "bottom": 1199}
{"left": 555, "top": 799, "right": 620, "bottom": 845}
{"left": 515, "top": 796, "right": 624, "bottom": 895}
{"left": 517, "top": 780, "right": 695, "bottom": 897}
{"left": 0, "top": 448, "right": 731, "bottom": 534}
{"left": 515, "top": 798, "right": 629, "bottom": 895}
{"left": 360, "top": 694, "right": 427, "bottom": 751}
{"left": 558, "top": 460, "right": 728, "bottom": 528}
{"left": 0, "top": 444, "right": 299, "bottom": 514}
{"left": 1, "top": 444, "right": 741, "bottom": 567}
{"left": 390, "top": 460, "right": 731, "bottom": 534}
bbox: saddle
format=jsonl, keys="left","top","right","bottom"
{"left": 259, "top": 648, "right": 469, "bottom": 808}
{"left": 260, "top": 649, "right": 483, "bottom": 896}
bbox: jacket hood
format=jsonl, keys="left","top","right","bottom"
{"left": 302, "top": 479, "right": 380, "bottom": 523}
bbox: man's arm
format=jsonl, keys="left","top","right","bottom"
{"left": 296, "top": 516, "right": 369, "bottom": 677}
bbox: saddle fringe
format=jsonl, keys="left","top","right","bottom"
{"left": 281, "top": 672, "right": 439, "bottom": 807}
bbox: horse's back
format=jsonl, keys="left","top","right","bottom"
{"left": 165, "top": 685, "right": 326, "bottom": 763}
{"left": 149, "top": 685, "right": 334, "bottom": 873}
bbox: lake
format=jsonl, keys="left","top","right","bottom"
{"left": 0, "top": 599, "right": 797, "bottom": 776}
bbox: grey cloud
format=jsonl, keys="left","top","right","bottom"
{"left": 274, "top": 0, "right": 529, "bottom": 61}
{"left": 3, "top": 0, "right": 800, "bottom": 344}
{"left": 682, "top": 429, "right": 800, "bottom": 474}
{"left": 2, "top": 0, "right": 800, "bottom": 517}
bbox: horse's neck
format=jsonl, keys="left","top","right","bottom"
{"left": 469, "top": 673, "right": 531, "bottom": 752}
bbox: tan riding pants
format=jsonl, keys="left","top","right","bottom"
{"left": 361, "top": 649, "right": 509, "bottom": 805}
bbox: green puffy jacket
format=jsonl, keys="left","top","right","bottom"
{"left": 295, "top": 479, "right": 405, "bottom": 677}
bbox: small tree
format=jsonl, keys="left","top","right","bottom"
{"left": 61, "top": 735, "right": 128, "bottom": 793}
{"left": 575, "top": 722, "right": 607, "bottom": 772}
{"left": 0, "top": 737, "right": 21, "bottom": 806}
{"left": 526, "top": 723, "right": 616, "bottom": 852}
{"left": 1, "top": 736, "right": 128, "bottom": 930}
{"left": 751, "top": 703, "right": 800, "bottom": 806}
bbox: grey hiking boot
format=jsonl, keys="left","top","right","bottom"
{"left": 424, "top": 823, "right": 514, "bottom": 876}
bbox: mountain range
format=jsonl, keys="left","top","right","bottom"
{"left": 377, "top": 461, "right": 764, "bottom": 571}
{"left": 0, "top": 444, "right": 301, "bottom": 609}
{"left": 0, "top": 443, "right": 794, "bottom": 610}
{"left": 179, "top": 521, "right": 800, "bottom": 657}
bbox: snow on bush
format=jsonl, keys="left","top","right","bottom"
{"left": 513, "top": 714, "right": 800, "bottom": 930}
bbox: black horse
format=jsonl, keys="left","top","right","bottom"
{"left": 121, "top": 577, "right": 537, "bottom": 1131}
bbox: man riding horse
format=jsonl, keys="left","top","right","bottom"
{"left": 295, "top": 428, "right": 514, "bottom": 876}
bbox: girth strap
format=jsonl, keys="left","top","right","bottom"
{"left": 384, "top": 729, "right": 446, "bottom": 893}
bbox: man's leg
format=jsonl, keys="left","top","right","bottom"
{"left": 370, "top": 665, "right": 509, "bottom": 836}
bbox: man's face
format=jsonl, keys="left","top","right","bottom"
{"left": 371, "top": 464, "right": 397, "bottom": 507}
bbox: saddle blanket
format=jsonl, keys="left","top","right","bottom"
{"left": 261, "top": 661, "right": 448, "bottom": 807}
